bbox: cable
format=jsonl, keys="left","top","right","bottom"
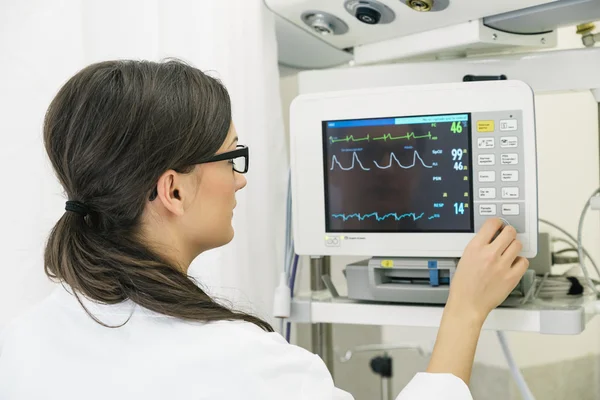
{"left": 533, "top": 275, "right": 589, "bottom": 299}
{"left": 289, "top": 254, "right": 300, "bottom": 298}
{"left": 552, "top": 237, "right": 575, "bottom": 249}
{"left": 285, "top": 254, "right": 300, "bottom": 343}
{"left": 497, "top": 331, "right": 535, "bottom": 400}
{"left": 577, "top": 189, "right": 600, "bottom": 295}
{"left": 539, "top": 218, "right": 600, "bottom": 278}
{"left": 284, "top": 170, "right": 293, "bottom": 277}
{"left": 553, "top": 248, "right": 578, "bottom": 255}
{"left": 274, "top": 171, "right": 295, "bottom": 337}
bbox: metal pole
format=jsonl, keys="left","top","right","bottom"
{"left": 310, "top": 256, "right": 334, "bottom": 373}
{"left": 381, "top": 377, "right": 393, "bottom": 400}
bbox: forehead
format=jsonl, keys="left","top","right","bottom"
{"left": 222, "top": 124, "right": 238, "bottom": 148}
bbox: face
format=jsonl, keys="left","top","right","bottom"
{"left": 182, "top": 123, "right": 247, "bottom": 254}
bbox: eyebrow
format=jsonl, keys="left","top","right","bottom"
{"left": 229, "top": 136, "right": 239, "bottom": 147}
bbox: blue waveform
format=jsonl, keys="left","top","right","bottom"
{"left": 330, "top": 151, "right": 433, "bottom": 171}
{"left": 331, "top": 212, "right": 426, "bottom": 222}
{"left": 428, "top": 214, "right": 441, "bottom": 220}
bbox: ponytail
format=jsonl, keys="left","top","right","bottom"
{"left": 45, "top": 210, "right": 273, "bottom": 331}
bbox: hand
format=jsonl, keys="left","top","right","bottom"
{"left": 447, "top": 218, "right": 530, "bottom": 323}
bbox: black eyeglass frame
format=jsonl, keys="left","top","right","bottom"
{"left": 149, "top": 145, "right": 249, "bottom": 201}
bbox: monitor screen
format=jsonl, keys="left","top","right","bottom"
{"left": 323, "top": 113, "right": 474, "bottom": 233}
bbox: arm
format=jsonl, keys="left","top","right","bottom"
{"left": 426, "top": 306, "right": 484, "bottom": 384}
{"left": 427, "top": 218, "right": 529, "bottom": 385}
{"left": 397, "top": 219, "right": 528, "bottom": 399}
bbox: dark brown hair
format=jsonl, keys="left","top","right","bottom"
{"left": 43, "top": 59, "right": 272, "bottom": 331}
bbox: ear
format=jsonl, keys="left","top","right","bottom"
{"left": 155, "top": 170, "right": 185, "bottom": 217}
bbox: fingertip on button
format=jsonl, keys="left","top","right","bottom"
{"left": 490, "top": 218, "right": 512, "bottom": 242}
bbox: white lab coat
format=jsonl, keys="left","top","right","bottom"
{"left": 0, "top": 285, "right": 472, "bottom": 399}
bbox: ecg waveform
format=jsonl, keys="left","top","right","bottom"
{"left": 329, "top": 132, "right": 434, "bottom": 144}
{"left": 332, "top": 212, "right": 425, "bottom": 222}
{"left": 331, "top": 212, "right": 441, "bottom": 222}
{"left": 330, "top": 151, "right": 433, "bottom": 171}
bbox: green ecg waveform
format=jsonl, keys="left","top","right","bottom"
{"left": 329, "top": 132, "right": 435, "bottom": 144}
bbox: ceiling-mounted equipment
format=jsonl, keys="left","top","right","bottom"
{"left": 344, "top": 0, "right": 396, "bottom": 25}
{"left": 301, "top": 11, "right": 349, "bottom": 35}
{"left": 266, "top": 0, "right": 600, "bottom": 70}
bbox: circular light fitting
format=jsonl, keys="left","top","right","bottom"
{"left": 301, "top": 11, "right": 349, "bottom": 35}
{"left": 408, "top": 0, "right": 433, "bottom": 12}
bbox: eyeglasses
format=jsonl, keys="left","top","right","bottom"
{"left": 149, "top": 145, "right": 249, "bottom": 201}
{"left": 206, "top": 144, "right": 249, "bottom": 174}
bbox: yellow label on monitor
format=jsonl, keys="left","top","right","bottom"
{"left": 381, "top": 259, "right": 394, "bottom": 268}
{"left": 477, "top": 120, "right": 495, "bottom": 132}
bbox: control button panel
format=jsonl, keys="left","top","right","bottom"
{"left": 472, "top": 110, "right": 526, "bottom": 233}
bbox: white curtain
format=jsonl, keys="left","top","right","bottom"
{"left": 0, "top": 0, "right": 287, "bottom": 328}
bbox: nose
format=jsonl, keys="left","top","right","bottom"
{"left": 235, "top": 172, "right": 247, "bottom": 191}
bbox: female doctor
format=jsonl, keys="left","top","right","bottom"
{"left": 0, "top": 60, "right": 528, "bottom": 400}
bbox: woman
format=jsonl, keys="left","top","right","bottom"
{"left": 0, "top": 60, "right": 528, "bottom": 399}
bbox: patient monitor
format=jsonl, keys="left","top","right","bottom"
{"left": 290, "top": 81, "right": 539, "bottom": 303}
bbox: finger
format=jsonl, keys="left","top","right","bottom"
{"left": 489, "top": 225, "right": 517, "bottom": 255}
{"left": 472, "top": 218, "right": 504, "bottom": 247}
{"left": 508, "top": 257, "right": 530, "bottom": 282}
{"left": 500, "top": 237, "right": 522, "bottom": 262}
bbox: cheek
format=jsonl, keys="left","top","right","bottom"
{"left": 198, "top": 167, "right": 236, "bottom": 206}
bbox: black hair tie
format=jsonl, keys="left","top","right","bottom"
{"left": 65, "top": 200, "right": 90, "bottom": 217}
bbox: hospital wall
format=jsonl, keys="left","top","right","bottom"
{"left": 280, "top": 25, "right": 600, "bottom": 400}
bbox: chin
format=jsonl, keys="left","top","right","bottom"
{"left": 223, "top": 228, "right": 235, "bottom": 245}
